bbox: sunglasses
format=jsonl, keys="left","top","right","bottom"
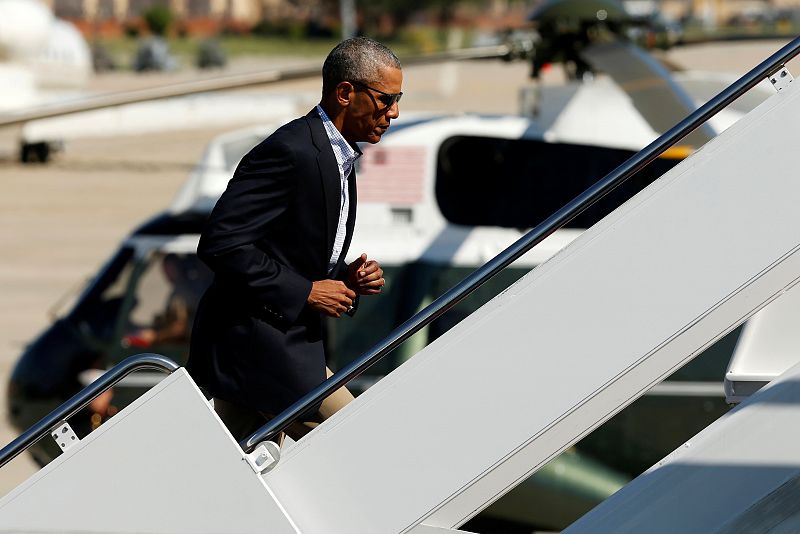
{"left": 351, "top": 81, "right": 403, "bottom": 108}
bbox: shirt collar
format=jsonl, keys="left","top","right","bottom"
{"left": 316, "top": 105, "right": 361, "bottom": 162}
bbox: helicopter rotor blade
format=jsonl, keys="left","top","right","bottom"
{"left": 581, "top": 38, "right": 717, "bottom": 147}
{"left": 0, "top": 45, "right": 508, "bottom": 129}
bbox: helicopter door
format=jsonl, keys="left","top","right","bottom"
{"left": 111, "top": 250, "right": 212, "bottom": 367}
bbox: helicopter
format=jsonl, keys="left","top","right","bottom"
{"left": 0, "top": 0, "right": 92, "bottom": 161}
{"left": 2, "top": 1, "right": 785, "bottom": 531}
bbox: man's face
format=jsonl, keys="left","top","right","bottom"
{"left": 341, "top": 66, "right": 403, "bottom": 144}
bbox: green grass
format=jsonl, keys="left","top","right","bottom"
{"left": 97, "top": 36, "right": 339, "bottom": 67}
{"left": 94, "top": 30, "right": 449, "bottom": 70}
{"left": 680, "top": 22, "right": 800, "bottom": 44}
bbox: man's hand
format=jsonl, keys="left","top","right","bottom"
{"left": 345, "top": 253, "right": 385, "bottom": 296}
{"left": 307, "top": 280, "right": 356, "bottom": 317}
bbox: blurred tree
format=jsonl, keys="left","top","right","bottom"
{"left": 143, "top": 5, "right": 174, "bottom": 36}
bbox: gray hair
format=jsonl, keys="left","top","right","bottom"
{"left": 322, "top": 37, "right": 401, "bottom": 96}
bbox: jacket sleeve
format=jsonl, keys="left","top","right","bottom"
{"left": 197, "top": 139, "right": 312, "bottom": 325}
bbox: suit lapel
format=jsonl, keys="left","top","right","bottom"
{"left": 306, "top": 109, "right": 341, "bottom": 262}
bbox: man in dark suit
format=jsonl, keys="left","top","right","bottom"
{"left": 188, "top": 37, "right": 402, "bottom": 442}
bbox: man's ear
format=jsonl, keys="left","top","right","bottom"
{"left": 335, "top": 81, "right": 354, "bottom": 107}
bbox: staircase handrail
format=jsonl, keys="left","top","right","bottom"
{"left": 0, "top": 353, "right": 179, "bottom": 469}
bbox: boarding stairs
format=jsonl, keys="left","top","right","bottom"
{"left": 3, "top": 39, "right": 800, "bottom": 533}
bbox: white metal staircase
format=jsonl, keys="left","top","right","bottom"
{"left": 3, "top": 40, "right": 800, "bottom": 534}
{"left": 566, "top": 359, "right": 800, "bottom": 533}
{"left": 259, "top": 66, "right": 800, "bottom": 533}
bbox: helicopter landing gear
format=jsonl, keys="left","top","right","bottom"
{"left": 19, "top": 140, "right": 62, "bottom": 164}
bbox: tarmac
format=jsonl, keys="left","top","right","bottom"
{"left": 0, "top": 38, "right": 795, "bottom": 497}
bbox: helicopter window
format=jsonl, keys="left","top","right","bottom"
{"left": 120, "top": 252, "right": 212, "bottom": 358}
{"left": 96, "top": 0, "right": 116, "bottom": 19}
{"left": 67, "top": 247, "right": 135, "bottom": 325}
{"left": 126, "top": 0, "right": 159, "bottom": 17}
{"left": 101, "top": 260, "right": 134, "bottom": 304}
{"left": 53, "top": 0, "right": 83, "bottom": 18}
{"left": 187, "top": 0, "right": 212, "bottom": 17}
{"left": 223, "top": 135, "right": 266, "bottom": 170}
{"left": 435, "top": 136, "right": 681, "bottom": 229}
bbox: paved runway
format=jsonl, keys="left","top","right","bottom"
{"left": 0, "top": 39, "right": 795, "bottom": 497}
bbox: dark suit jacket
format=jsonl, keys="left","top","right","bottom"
{"left": 188, "top": 109, "right": 357, "bottom": 414}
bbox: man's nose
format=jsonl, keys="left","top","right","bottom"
{"left": 386, "top": 100, "right": 400, "bottom": 119}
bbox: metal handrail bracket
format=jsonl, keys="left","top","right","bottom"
{"left": 0, "top": 353, "right": 179, "bottom": 470}
{"left": 241, "top": 37, "right": 800, "bottom": 452}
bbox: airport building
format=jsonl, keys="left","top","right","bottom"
{"left": 43, "top": 0, "right": 287, "bottom": 22}
{"left": 641, "top": 0, "right": 800, "bottom": 27}
{"left": 39, "top": 0, "right": 800, "bottom": 37}
{"left": 41, "top": 0, "right": 318, "bottom": 35}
